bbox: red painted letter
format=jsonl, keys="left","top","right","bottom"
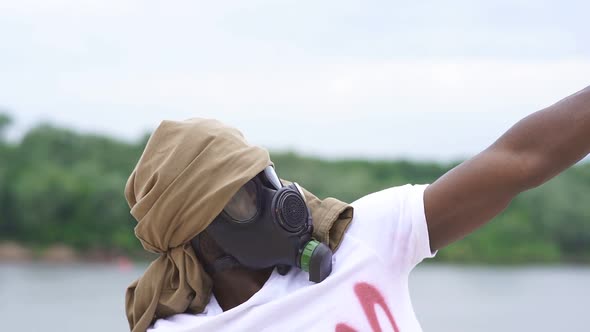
{"left": 335, "top": 282, "right": 400, "bottom": 332}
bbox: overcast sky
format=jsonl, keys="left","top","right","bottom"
{"left": 1, "top": 0, "right": 588, "bottom": 161}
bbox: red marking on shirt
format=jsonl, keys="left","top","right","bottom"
{"left": 354, "top": 282, "right": 400, "bottom": 332}
{"left": 335, "top": 282, "right": 400, "bottom": 332}
{"left": 335, "top": 323, "right": 357, "bottom": 332}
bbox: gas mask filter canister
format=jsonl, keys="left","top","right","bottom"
{"left": 191, "top": 166, "right": 333, "bottom": 283}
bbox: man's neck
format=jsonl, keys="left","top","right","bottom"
{"left": 211, "top": 267, "right": 274, "bottom": 311}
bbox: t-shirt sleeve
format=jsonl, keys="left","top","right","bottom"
{"left": 347, "top": 184, "right": 436, "bottom": 271}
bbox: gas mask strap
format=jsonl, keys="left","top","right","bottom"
{"left": 293, "top": 182, "right": 307, "bottom": 204}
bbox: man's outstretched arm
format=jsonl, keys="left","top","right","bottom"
{"left": 424, "top": 85, "right": 590, "bottom": 251}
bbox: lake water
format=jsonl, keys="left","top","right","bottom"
{"left": 1, "top": 263, "right": 588, "bottom": 331}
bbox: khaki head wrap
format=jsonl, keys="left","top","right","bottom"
{"left": 124, "top": 118, "right": 353, "bottom": 332}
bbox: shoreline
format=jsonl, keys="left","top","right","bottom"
{"left": 2, "top": 241, "right": 589, "bottom": 266}
{"left": 0, "top": 241, "right": 140, "bottom": 264}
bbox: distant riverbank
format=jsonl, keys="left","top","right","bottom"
{"left": 1, "top": 120, "right": 589, "bottom": 266}
{"left": 2, "top": 240, "right": 589, "bottom": 266}
{"left": 0, "top": 241, "right": 142, "bottom": 264}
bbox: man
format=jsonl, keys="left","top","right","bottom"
{"left": 125, "top": 86, "right": 590, "bottom": 331}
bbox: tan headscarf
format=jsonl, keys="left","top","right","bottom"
{"left": 124, "top": 118, "right": 353, "bottom": 332}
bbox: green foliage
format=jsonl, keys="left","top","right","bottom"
{"left": 0, "top": 120, "right": 144, "bottom": 254}
{"left": 274, "top": 153, "right": 590, "bottom": 263}
{"left": 0, "top": 113, "right": 11, "bottom": 140}
{"left": 272, "top": 152, "right": 451, "bottom": 203}
{"left": 0, "top": 115, "right": 589, "bottom": 263}
{"left": 0, "top": 113, "right": 13, "bottom": 237}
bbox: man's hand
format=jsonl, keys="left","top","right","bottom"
{"left": 424, "top": 86, "right": 590, "bottom": 251}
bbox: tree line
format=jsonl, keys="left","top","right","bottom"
{"left": 0, "top": 113, "right": 589, "bottom": 263}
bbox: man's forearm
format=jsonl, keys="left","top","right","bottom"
{"left": 493, "top": 85, "right": 590, "bottom": 188}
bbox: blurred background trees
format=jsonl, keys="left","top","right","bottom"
{"left": 0, "top": 112, "right": 589, "bottom": 263}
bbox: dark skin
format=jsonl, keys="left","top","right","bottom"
{"left": 206, "top": 85, "right": 590, "bottom": 310}
{"left": 208, "top": 266, "right": 273, "bottom": 311}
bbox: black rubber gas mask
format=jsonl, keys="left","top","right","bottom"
{"left": 191, "top": 166, "right": 333, "bottom": 283}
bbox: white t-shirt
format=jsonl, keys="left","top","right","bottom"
{"left": 150, "top": 184, "right": 435, "bottom": 332}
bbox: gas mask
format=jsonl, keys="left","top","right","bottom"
{"left": 190, "top": 166, "right": 333, "bottom": 283}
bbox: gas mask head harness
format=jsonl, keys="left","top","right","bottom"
{"left": 190, "top": 166, "right": 333, "bottom": 283}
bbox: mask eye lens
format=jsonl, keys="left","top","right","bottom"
{"left": 223, "top": 181, "right": 258, "bottom": 222}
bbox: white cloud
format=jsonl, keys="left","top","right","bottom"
{"left": 51, "top": 59, "right": 590, "bottom": 114}
{"left": 0, "top": 0, "right": 138, "bottom": 16}
{"left": 1, "top": 0, "right": 588, "bottom": 159}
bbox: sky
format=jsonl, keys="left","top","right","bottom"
{"left": 0, "top": 0, "right": 589, "bottom": 161}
